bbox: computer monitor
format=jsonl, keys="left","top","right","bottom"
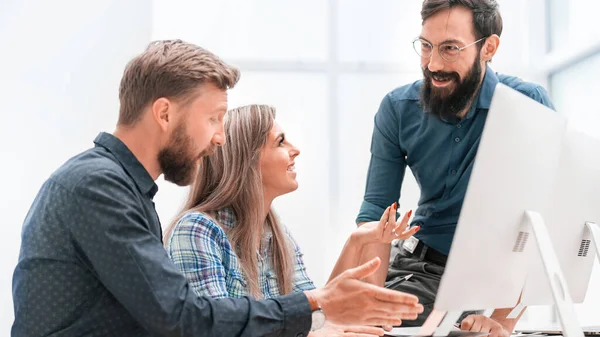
{"left": 430, "top": 84, "right": 597, "bottom": 337}
{"left": 434, "top": 83, "right": 567, "bottom": 312}
{"left": 520, "top": 127, "right": 600, "bottom": 305}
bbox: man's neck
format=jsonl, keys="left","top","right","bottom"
{"left": 113, "top": 124, "right": 162, "bottom": 181}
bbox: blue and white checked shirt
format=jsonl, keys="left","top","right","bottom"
{"left": 166, "top": 208, "right": 316, "bottom": 299}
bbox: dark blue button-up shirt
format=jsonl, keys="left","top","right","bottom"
{"left": 12, "top": 132, "right": 311, "bottom": 337}
{"left": 356, "top": 66, "right": 555, "bottom": 255}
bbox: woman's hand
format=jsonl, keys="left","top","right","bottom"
{"left": 353, "top": 203, "right": 419, "bottom": 246}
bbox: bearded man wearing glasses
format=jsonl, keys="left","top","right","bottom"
{"left": 355, "top": 1, "right": 555, "bottom": 337}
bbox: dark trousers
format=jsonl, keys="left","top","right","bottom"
{"left": 385, "top": 240, "right": 482, "bottom": 327}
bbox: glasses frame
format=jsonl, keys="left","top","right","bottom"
{"left": 412, "top": 37, "right": 487, "bottom": 62}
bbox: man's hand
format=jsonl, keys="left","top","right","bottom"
{"left": 305, "top": 257, "right": 424, "bottom": 327}
{"left": 308, "top": 322, "right": 385, "bottom": 337}
{"left": 460, "top": 315, "right": 510, "bottom": 337}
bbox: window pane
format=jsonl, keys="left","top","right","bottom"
{"left": 549, "top": 52, "right": 600, "bottom": 324}
{"left": 337, "top": 0, "right": 422, "bottom": 64}
{"left": 550, "top": 52, "right": 600, "bottom": 138}
{"left": 548, "top": 0, "right": 600, "bottom": 52}
{"left": 152, "top": 0, "right": 328, "bottom": 61}
{"left": 336, "top": 73, "right": 422, "bottom": 230}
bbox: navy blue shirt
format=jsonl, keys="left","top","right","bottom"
{"left": 356, "top": 66, "right": 555, "bottom": 255}
{"left": 12, "top": 132, "right": 312, "bottom": 337}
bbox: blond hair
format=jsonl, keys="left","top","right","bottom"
{"left": 165, "top": 105, "right": 294, "bottom": 298}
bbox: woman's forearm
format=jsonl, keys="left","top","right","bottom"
{"left": 327, "top": 232, "right": 366, "bottom": 284}
{"left": 357, "top": 242, "right": 391, "bottom": 286}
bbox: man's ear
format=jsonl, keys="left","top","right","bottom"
{"left": 481, "top": 34, "right": 500, "bottom": 63}
{"left": 151, "top": 97, "right": 171, "bottom": 132}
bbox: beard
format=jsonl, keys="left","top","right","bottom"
{"left": 420, "top": 54, "right": 483, "bottom": 121}
{"left": 158, "top": 122, "right": 201, "bottom": 187}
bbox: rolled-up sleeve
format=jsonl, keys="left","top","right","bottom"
{"left": 65, "top": 170, "right": 312, "bottom": 337}
{"left": 356, "top": 93, "right": 407, "bottom": 224}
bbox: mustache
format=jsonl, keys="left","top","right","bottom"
{"left": 198, "top": 145, "right": 217, "bottom": 158}
{"left": 422, "top": 67, "right": 460, "bottom": 83}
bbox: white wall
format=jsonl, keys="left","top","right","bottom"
{"left": 0, "top": 0, "right": 152, "bottom": 332}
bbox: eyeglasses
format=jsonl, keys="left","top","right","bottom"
{"left": 412, "top": 37, "right": 487, "bottom": 62}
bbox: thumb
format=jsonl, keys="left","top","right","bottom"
{"left": 460, "top": 315, "right": 475, "bottom": 330}
{"left": 347, "top": 257, "right": 381, "bottom": 280}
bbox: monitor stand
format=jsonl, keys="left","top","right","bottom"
{"left": 432, "top": 211, "right": 584, "bottom": 337}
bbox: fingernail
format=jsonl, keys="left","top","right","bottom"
{"left": 415, "top": 226, "right": 420, "bottom": 231}
{"left": 407, "top": 209, "right": 413, "bottom": 217}
{"left": 392, "top": 202, "right": 397, "bottom": 210}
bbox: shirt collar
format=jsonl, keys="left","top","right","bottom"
{"left": 441, "top": 64, "right": 499, "bottom": 122}
{"left": 93, "top": 132, "right": 158, "bottom": 199}
{"left": 473, "top": 64, "right": 499, "bottom": 111}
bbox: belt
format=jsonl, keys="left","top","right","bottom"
{"left": 403, "top": 240, "right": 448, "bottom": 267}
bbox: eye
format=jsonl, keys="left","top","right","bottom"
{"left": 441, "top": 44, "right": 460, "bottom": 54}
{"left": 278, "top": 135, "right": 285, "bottom": 146}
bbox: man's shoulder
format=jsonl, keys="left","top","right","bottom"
{"left": 50, "top": 147, "right": 130, "bottom": 192}
{"left": 387, "top": 80, "right": 423, "bottom": 103}
{"left": 498, "top": 74, "right": 547, "bottom": 99}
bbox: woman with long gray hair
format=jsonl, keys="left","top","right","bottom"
{"left": 164, "top": 104, "right": 419, "bottom": 336}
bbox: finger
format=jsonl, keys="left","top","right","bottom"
{"left": 342, "top": 333, "right": 384, "bottom": 337}
{"left": 397, "top": 209, "right": 413, "bottom": 230}
{"left": 362, "top": 317, "right": 402, "bottom": 327}
{"left": 460, "top": 315, "right": 475, "bottom": 330}
{"left": 489, "top": 327, "right": 506, "bottom": 337}
{"left": 368, "top": 307, "right": 421, "bottom": 320}
{"left": 346, "top": 257, "right": 381, "bottom": 280}
{"left": 342, "top": 325, "right": 386, "bottom": 335}
{"left": 388, "top": 203, "right": 397, "bottom": 229}
{"left": 398, "top": 226, "right": 420, "bottom": 239}
{"left": 470, "top": 319, "right": 483, "bottom": 332}
{"left": 380, "top": 207, "right": 390, "bottom": 229}
{"left": 366, "top": 283, "right": 420, "bottom": 305}
{"left": 400, "top": 209, "right": 412, "bottom": 225}
{"left": 382, "top": 325, "right": 393, "bottom": 332}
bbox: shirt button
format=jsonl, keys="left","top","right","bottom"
{"left": 455, "top": 137, "right": 461, "bottom": 143}
{"left": 456, "top": 124, "right": 462, "bottom": 128}
{"left": 296, "top": 334, "right": 305, "bottom": 337}
{"left": 451, "top": 169, "right": 457, "bottom": 175}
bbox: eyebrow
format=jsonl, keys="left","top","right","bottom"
{"left": 419, "top": 36, "right": 463, "bottom": 45}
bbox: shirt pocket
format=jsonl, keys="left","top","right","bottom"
{"left": 226, "top": 271, "right": 248, "bottom": 297}
{"left": 265, "top": 272, "right": 281, "bottom": 298}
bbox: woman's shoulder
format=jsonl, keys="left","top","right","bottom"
{"left": 173, "top": 211, "right": 228, "bottom": 238}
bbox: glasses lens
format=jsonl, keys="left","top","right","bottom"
{"left": 413, "top": 39, "right": 432, "bottom": 57}
{"left": 439, "top": 43, "right": 460, "bottom": 62}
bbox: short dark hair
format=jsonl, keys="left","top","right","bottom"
{"left": 421, "top": 0, "right": 503, "bottom": 40}
{"left": 118, "top": 40, "right": 240, "bottom": 126}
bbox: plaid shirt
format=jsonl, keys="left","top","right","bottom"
{"left": 166, "top": 208, "right": 316, "bottom": 299}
